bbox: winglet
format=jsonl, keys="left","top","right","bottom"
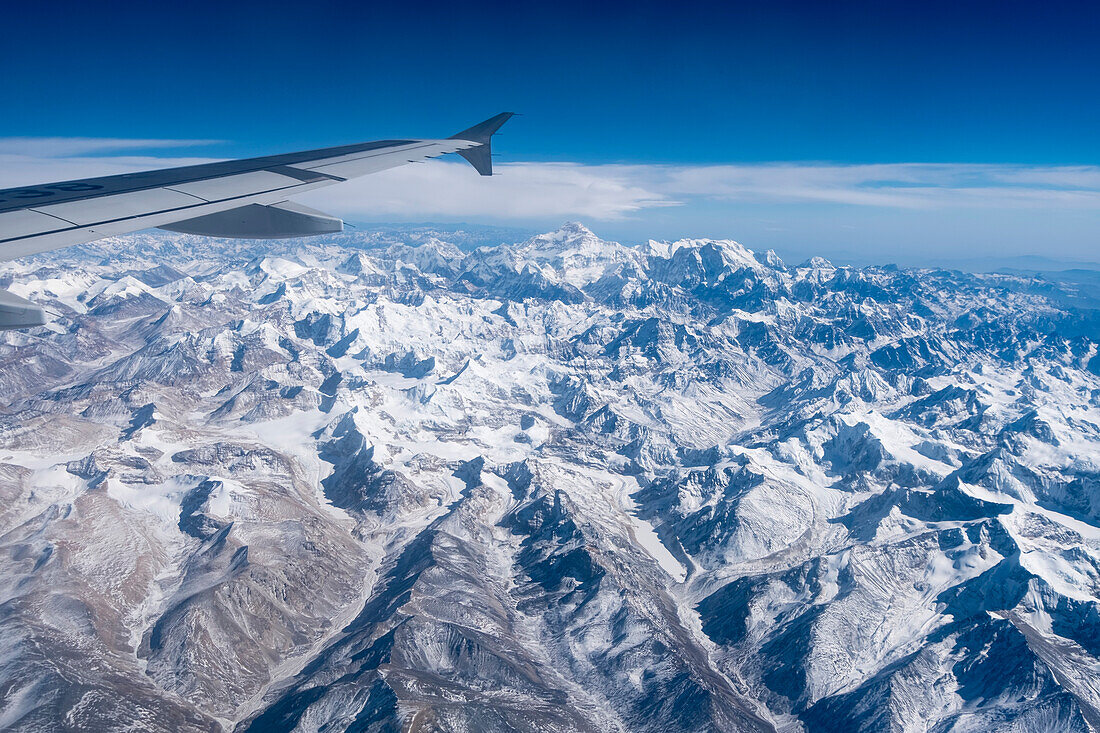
{"left": 450, "top": 112, "right": 514, "bottom": 176}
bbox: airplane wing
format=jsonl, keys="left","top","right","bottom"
{"left": 0, "top": 113, "right": 512, "bottom": 330}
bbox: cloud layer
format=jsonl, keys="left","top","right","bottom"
{"left": 304, "top": 159, "right": 1100, "bottom": 220}
{"left": 298, "top": 162, "right": 678, "bottom": 221}
{"left": 0, "top": 138, "right": 218, "bottom": 189}
{"left": 2, "top": 138, "right": 1099, "bottom": 265}
{"left": 3, "top": 137, "right": 1099, "bottom": 220}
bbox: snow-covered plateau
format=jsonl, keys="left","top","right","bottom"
{"left": 1, "top": 222, "right": 1099, "bottom": 732}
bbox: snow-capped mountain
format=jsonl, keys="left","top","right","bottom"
{"left": 1, "top": 223, "right": 1099, "bottom": 732}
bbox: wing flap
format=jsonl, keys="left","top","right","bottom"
{"left": 0, "top": 289, "right": 46, "bottom": 330}
{"left": 160, "top": 202, "right": 342, "bottom": 239}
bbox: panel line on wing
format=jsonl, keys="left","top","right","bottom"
{"left": 163, "top": 171, "right": 306, "bottom": 203}
{"left": 34, "top": 210, "right": 81, "bottom": 227}
{"left": 0, "top": 180, "right": 328, "bottom": 246}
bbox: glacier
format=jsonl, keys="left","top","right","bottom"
{"left": 0, "top": 222, "right": 1099, "bottom": 732}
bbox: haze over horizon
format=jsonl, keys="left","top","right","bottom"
{"left": 2, "top": 0, "right": 1098, "bottom": 267}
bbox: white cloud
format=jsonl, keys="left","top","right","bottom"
{"left": 303, "top": 159, "right": 1100, "bottom": 220}
{"left": 3, "top": 137, "right": 1100, "bottom": 222}
{"left": 662, "top": 162, "right": 1100, "bottom": 209}
{"left": 0, "top": 137, "right": 220, "bottom": 189}
{"left": 297, "top": 161, "right": 677, "bottom": 220}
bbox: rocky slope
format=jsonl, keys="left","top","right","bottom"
{"left": 1, "top": 222, "right": 1098, "bottom": 732}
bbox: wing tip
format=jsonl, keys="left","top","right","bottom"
{"left": 450, "top": 113, "right": 515, "bottom": 176}
{"left": 449, "top": 112, "right": 515, "bottom": 144}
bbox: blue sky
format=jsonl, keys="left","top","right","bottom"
{"left": 2, "top": 0, "right": 1099, "bottom": 267}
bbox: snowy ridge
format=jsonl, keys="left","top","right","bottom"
{"left": 1, "top": 224, "right": 1099, "bottom": 732}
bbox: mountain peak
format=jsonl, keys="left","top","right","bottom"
{"left": 498, "top": 222, "right": 640, "bottom": 286}
{"left": 800, "top": 255, "right": 835, "bottom": 269}
{"left": 520, "top": 222, "right": 602, "bottom": 251}
{"left": 657, "top": 238, "right": 762, "bottom": 277}
{"left": 553, "top": 221, "right": 596, "bottom": 238}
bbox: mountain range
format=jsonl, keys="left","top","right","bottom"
{"left": 1, "top": 222, "right": 1098, "bottom": 732}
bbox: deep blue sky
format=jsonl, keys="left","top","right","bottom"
{"left": 2, "top": 1, "right": 1099, "bottom": 265}
{"left": 3, "top": 0, "right": 1097, "bottom": 163}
